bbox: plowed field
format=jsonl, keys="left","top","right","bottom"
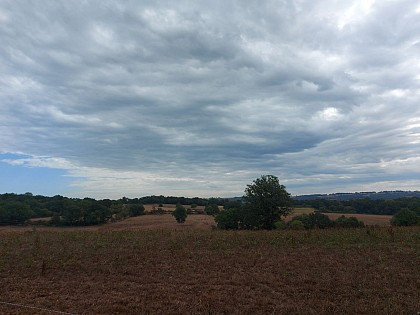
{"left": 1, "top": 224, "right": 419, "bottom": 314}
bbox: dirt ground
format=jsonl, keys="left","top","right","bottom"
{"left": 0, "top": 226, "right": 419, "bottom": 315}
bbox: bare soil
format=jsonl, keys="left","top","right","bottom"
{"left": 0, "top": 225, "right": 419, "bottom": 315}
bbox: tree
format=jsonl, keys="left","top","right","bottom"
{"left": 215, "top": 208, "right": 240, "bottom": 230}
{"left": 129, "top": 204, "right": 145, "bottom": 217}
{"left": 205, "top": 204, "right": 220, "bottom": 215}
{"left": 391, "top": 209, "right": 419, "bottom": 226}
{"left": 172, "top": 203, "right": 187, "bottom": 223}
{"left": 0, "top": 202, "right": 32, "bottom": 225}
{"left": 243, "top": 175, "right": 292, "bottom": 229}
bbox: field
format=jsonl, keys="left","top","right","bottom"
{"left": 288, "top": 207, "right": 392, "bottom": 226}
{"left": 0, "top": 215, "right": 419, "bottom": 314}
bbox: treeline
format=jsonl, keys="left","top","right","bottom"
{"left": 0, "top": 193, "right": 224, "bottom": 226}
{"left": 136, "top": 195, "right": 223, "bottom": 206}
{"left": 294, "top": 198, "right": 420, "bottom": 216}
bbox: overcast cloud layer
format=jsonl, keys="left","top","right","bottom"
{"left": 1, "top": 0, "right": 420, "bottom": 198}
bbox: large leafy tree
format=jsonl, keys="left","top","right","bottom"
{"left": 244, "top": 175, "right": 292, "bottom": 229}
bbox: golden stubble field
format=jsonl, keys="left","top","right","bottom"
{"left": 0, "top": 214, "right": 419, "bottom": 315}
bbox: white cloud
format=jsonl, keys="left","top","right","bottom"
{"left": 1, "top": 0, "right": 419, "bottom": 197}
{"left": 316, "top": 107, "right": 343, "bottom": 121}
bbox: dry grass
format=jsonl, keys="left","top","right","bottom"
{"left": 0, "top": 224, "right": 419, "bottom": 315}
{"left": 287, "top": 208, "right": 392, "bottom": 226}
{"left": 325, "top": 213, "right": 392, "bottom": 226}
{"left": 143, "top": 204, "right": 206, "bottom": 212}
{"left": 0, "top": 215, "right": 216, "bottom": 234}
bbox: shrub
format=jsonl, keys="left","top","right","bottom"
{"left": 391, "top": 209, "right": 419, "bottom": 226}
{"left": 308, "top": 212, "right": 334, "bottom": 229}
{"left": 274, "top": 220, "right": 287, "bottom": 230}
{"left": 290, "top": 214, "right": 311, "bottom": 229}
{"left": 215, "top": 208, "right": 239, "bottom": 230}
{"left": 289, "top": 220, "right": 305, "bottom": 230}
{"left": 335, "top": 216, "right": 365, "bottom": 228}
{"left": 129, "top": 204, "right": 145, "bottom": 217}
{"left": 205, "top": 204, "right": 220, "bottom": 216}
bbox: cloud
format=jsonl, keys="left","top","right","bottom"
{"left": 1, "top": 0, "right": 420, "bottom": 197}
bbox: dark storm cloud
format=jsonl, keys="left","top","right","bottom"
{"left": 1, "top": 0, "right": 420, "bottom": 197}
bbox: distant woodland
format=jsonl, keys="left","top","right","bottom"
{"left": 0, "top": 193, "right": 226, "bottom": 226}
{"left": 1, "top": 191, "right": 420, "bottom": 226}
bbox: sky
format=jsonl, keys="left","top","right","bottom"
{"left": 1, "top": 0, "right": 420, "bottom": 199}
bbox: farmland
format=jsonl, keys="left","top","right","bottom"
{"left": 0, "top": 216, "right": 419, "bottom": 314}
{"left": 289, "top": 207, "right": 393, "bottom": 226}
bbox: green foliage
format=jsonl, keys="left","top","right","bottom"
{"left": 290, "top": 214, "right": 312, "bottom": 229}
{"left": 308, "top": 212, "right": 334, "bottom": 229}
{"left": 61, "top": 204, "right": 83, "bottom": 226}
{"left": 335, "top": 215, "right": 365, "bottom": 228}
{"left": 50, "top": 212, "right": 62, "bottom": 226}
{"left": 223, "top": 200, "right": 242, "bottom": 210}
{"left": 290, "top": 213, "right": 334, "bottom": 229}
{"left": 243, "top": 175, "right": 292, "bottom": 230}
{"left": 274, "top": 220, "right": 287, "bottom": 230}
{"left": 172, "top": 203, "right": 187, "bottom": 223}
{"left": 296, "top": 197, "right": 420, "bottom": 216}
{"left": 61, "top": 199, "right": 111, "bottom": 226}
{"left": 205, "top": 204, "right": 220, "bottom": 216}
{"left": 0, "top": 201, "right": 32, "bottom": 225}
{"left": 391, "top": 209, "right": 419, "bottom": 226}
{"left": 289, "top": 220, "right": 305, "bottom": 230}
{"left": 215, "top": 208, "right": 240, "bottom": 230}
{"left": 128, "top": 204, "right": 145, "bottom": 217}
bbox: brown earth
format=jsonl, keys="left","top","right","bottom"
{"left": 0, "top": 226, "right": 419, "bottom": 314}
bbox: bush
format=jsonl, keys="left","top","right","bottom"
{"left": 290, "top": 214, "right": 311, "bottom": 229}
{"left": 274, "top": 220, "right": 287, "bottom": 230}
{"left": 290, "top": 213, "right": 333, "bottom": 229}
{"left": 289, "top": 220, "right": 305, "bottom": 230}
{"left": 335, "top": 216, "right": 365, "bottom": 228}
{"left": 391, "top": 209, "right": 419, "bottom": 226}
{"left": 172, "top": 204, "right": 187, "bottom": 223}
{"left": 129, "top": 204, "right": 145, "bottom": 217}
{"left": 308, "top": 212, "right": 334, "bottom": 229}
{"left": 205, "top": 204, "right": 220, "bottom": 216}
{"left": 215, "top": 208, "right": 240, "bottom": 230}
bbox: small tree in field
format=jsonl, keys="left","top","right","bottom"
{"left": 172, "top": 203, "right": 187, "bottom": 223}
{"left": 244, "top": 175, "right": 292, "bottom": 229}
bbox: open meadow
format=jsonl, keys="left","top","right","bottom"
{"left": 0, "top": 215, "right": 419, "bottom": 315}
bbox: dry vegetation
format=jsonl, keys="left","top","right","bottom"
{"left": 325, "top": 213, "right": 392, "bottom": 226}
{"left": 288, "top": 207, "right": 392, "bottom": 226}
{"left": 0, "top": 217, "right": 419, "bottom": 315}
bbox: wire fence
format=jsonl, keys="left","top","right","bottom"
{"left": 0, "top": 301, "right": 78, "bottom": 315}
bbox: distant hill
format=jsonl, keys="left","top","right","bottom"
{"left": 294, "top": 191, "right": 420, "bottom": 201}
